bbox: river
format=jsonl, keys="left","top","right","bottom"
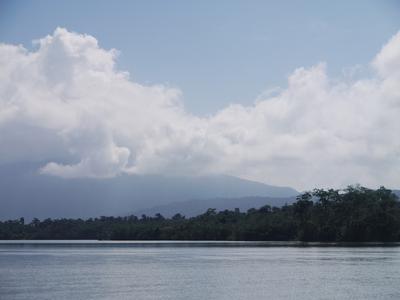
{"left": 0, "top": 241, "right": 399, "bottom": 299}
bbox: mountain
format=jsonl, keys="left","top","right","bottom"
{"left": 139, "top": 188, "right": 400, "bottom": 217}
{"left": 0, "top": 162, "right": 298, "bottom": 220}
{"left": 135, "top": 196, "right": 297, "bottom": 218}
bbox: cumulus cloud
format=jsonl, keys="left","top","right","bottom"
{"left": 0, "top": 28, "right": 399, "bottom": 190}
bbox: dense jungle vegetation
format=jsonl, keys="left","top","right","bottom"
{"left": 1, "top": 186, "right": 399, "bottom": 242}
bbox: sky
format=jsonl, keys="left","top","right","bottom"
{"left": 0, "top": 0, "right": 400, "bottom": 190}
{"left": 1, "top": 0, "right": 400, "bottom": 114}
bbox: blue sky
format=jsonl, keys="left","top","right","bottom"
{"left": 1, "top": 0, "right": 399, "bottom": 115}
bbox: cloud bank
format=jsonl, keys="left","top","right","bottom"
{"left": 0, "top": 28, "right": 399, "bottom": 190}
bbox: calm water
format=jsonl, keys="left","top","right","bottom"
{"left": 0, "top": 241, "right": 399, "bottom": 300}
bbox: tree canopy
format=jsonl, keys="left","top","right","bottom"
{"left": 1, "top": 186, "right": 399, "bottom": 242}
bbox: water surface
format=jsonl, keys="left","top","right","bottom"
{"left": 1, "top": 241, "right": 399, "bottom": 299}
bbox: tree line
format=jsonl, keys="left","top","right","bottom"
{"left": 1, "top": 186, "right": 399, "bottom": 242}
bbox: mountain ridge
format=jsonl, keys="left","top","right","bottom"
{"left": 0, "top": 162, "right": 298, "bottom": 220}
{"left": 134, "top": 195, "right": 297, "bottom": 218}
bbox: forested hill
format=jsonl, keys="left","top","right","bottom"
{"left": 1, "top": 186, "right": 400, "bottom": 242}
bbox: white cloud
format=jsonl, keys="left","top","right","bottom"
{"left": 0, "top": 27, "right": 399, "bottom": 190}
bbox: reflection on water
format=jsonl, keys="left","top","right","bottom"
{"left": 1, "top": 241, "right": 399, "bottom": 300}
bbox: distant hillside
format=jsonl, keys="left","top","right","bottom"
{"left": 135, "top": 196, "right": 296, "bottom": 218}
{"left": 136, "top": 188, "right": 399, "bottom": 219}
{"left": 0, "top": 162, "right": 298, "bottom": 220}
